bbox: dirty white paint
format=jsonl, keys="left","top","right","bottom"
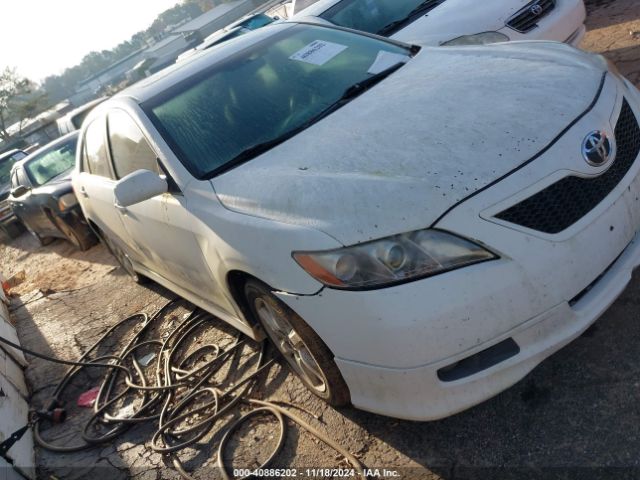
{"left": 294, "top": 0, "right": 586, "bottom": 46}
{"left": 0, "top": 287, "right": 35, "bottom": 480}
{"left": 214, "top": 42, "right": 605, "bottom": 245}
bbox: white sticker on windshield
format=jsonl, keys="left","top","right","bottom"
{"left": 290, "top": 40, "right": 348, "bottom": 66}
{"left": 367, "top": 51, "right": 410, "bottom": 75}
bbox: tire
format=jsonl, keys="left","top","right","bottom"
{"left": 99, "top": 231, "right": 148, "bottom": 284}
{"left": 51, "top": 216, "right": 98, "bottom": 252}
{"left": 244, "top": 280, "right": 350, "bottom": 407}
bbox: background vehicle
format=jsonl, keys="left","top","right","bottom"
{"left": 291, "top": 0, "right": 321, "bottom": 16}
{"left": 176, "top": 13, "right": 276, "bottom": 62}
{"left": 9, "top": 132, "right": 96, "bottom": 250}
{"left": 56, "top": 97, "right": 108, "bottom": 136}
{"left": 293, "top": 0, "right": 587, "bottom": 47}
{"left": 73, "top": 22, "right": 640, "bottom": 420}
{"left": 0, "top": 149, "right": 28, "bottom": 238}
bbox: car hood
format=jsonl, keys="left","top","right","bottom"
{"left": 212, "top": 42, "right": 606, "bottom": 246}
{"left": 390, "top": 0, "right": 542, "bottom": 45}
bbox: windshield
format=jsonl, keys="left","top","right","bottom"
{"left": 25, "top": 137, "right": 78, "bottom": 186}
{"left": 319, "top": 0, "right": 444, "bottom": 36}
{"left": 144, "top": 24, "right": 410, "bottom": 179}
{"left": 0, "top": 152, "right": 26, "bottom": 184}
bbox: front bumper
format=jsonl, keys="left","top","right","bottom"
{"left": 276, "top": 183, "right": 640, "bottom": 419}
{"left": 498, "top": 0, "right": 587, "bottom": 46}
{"left": 275, "top": 76, "right": 640, "bottom": 421}
{"left": 325, "top": 235, "right": 640, "bottom": 420}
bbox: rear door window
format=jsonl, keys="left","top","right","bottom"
{"left": 107, "top": 110, "right": 159, "bottom": 179}
{"left": 83, "top": 118, "right": 114, "bottom": 179}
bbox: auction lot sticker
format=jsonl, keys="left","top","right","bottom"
{"left": 290, "top": 40, "right": 348, "bottom": 65}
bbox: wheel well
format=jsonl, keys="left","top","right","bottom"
{"left": 87, "top": 219, "right": 103, "bottom": 238}
{"left": 227, "top": 271, "right": 265, "bottom": 327}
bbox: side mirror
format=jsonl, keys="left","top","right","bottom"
{"left": 11, "top": 185, "right": 29, "bottom": 198}
{"left": 114, "top": 170, "right": 168, "bottom": 207}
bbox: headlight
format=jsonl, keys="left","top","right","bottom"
{"left": 58, "top": 193, "right": 78, "bottom": 211}
{"left": 293, "top": 229, "right": 497, "bottom": 290}
{"left": 441, "top": 32, "right": 510, "bottom": 46}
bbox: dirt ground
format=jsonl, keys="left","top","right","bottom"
{"left": 2, "top": 1, "right": 640, "bottom": 478}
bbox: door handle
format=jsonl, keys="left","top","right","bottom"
{"left": 80, "top": 187, "right": 89, "bottom": 198}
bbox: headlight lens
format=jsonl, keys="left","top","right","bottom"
{"left": 293, "top": 229, "right": 497, "bottom": 290}
{"left": 441, "top": 32, "right": 510, "bottom": 46}
{"left": 58, "top": 193, "right": 78, "bottom": 211}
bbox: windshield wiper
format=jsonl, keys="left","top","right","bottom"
{"left": 211, "top": 62, "right": 406, "bottom": 178}
{"left": 377, "top": 0, "right": 442, "bottom": 36}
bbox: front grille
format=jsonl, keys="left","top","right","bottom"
{"left": 506, "top": 0, "right": 556, "bottom": 33}
{"left": 495, "top": 99, "right": 640, "bottom": 234}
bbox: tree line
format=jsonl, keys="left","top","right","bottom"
{"left": 1, "top": 0, "right": 231, "bottom": 144}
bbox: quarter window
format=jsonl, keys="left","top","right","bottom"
{"left": 83, "top": 118, "right": 113, "bottom": 178}
{"left": 107, "top": 110, "right": 159, "bottom": 179}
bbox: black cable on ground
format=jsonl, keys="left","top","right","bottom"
{"left": 0, "top": 299, "right": 366, "bottom": 479}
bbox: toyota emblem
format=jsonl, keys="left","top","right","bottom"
{"left": 530, "top": 4, "right": 544, "bottom": 15}
{"left": 582, "top": 131, "right": 613, "bottom": 167}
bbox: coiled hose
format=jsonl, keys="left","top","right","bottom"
{"left": 0, "top": 299, "right": 366, "bottom": 479}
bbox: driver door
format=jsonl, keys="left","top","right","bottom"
{"left": 106, "top": 109, "right": 218, "bottom": 301}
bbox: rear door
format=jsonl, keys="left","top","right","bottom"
{"left": 105, "top": 109, "right": 218, "bottom": 300}
{"left": 75, "top": 115, "right": 132, "bottom": 250}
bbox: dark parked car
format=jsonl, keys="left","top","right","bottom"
{"left": 8, "top": 132, "right": 96, "bottom": 250}
{"left": 0, "top": 148, "right": 28, "bottom": 238}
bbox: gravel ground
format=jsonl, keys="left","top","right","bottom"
{"left": 2, "top": 1, "right": 640, "bottom": 478}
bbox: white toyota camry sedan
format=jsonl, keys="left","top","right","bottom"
{"left": 72, "top": 21, "right": 640, "bottom": 420}
{"left": 292, "top": 0, "right": 587, "bottom": 47}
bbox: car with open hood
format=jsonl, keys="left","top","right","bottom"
{"left": 292, "top": 0, "right": 586, "bottom": 47}
{"left": 72, "top": 21, "right": 640, "bottom": 420}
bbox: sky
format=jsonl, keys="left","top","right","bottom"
{"left": 0, "top": 0, "right": 180, "bottom": 82}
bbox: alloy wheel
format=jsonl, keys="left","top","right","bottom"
{"left": 254, "top": 297, "right": 328, "bottom": 393}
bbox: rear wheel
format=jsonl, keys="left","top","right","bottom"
{"left": 99, "top": 232, "right": 147, "bottom": 284}
{"left": 244, "top": 280, "right": 350, "bottom": 407}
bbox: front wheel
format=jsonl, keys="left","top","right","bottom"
{"left": 244, "top": 280, "right": 350, "bottom": 407}
{"left": 51, "top": 216, "right": 97, "bottom": 252}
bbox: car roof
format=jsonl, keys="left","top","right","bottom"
{"left": 227, "top": 12, "right": 270, "bottom": 29}
{"left": 197, "top": 25, "right": 247, "bottom": 50}
{"left": 12, "top": 131, "right": 79, "bottom": 171}
{"left": 62, "top": 96, "right": 109, "bottom": 121}
{"left": 0, "top": 149, "right": 25, "bottom": 162}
